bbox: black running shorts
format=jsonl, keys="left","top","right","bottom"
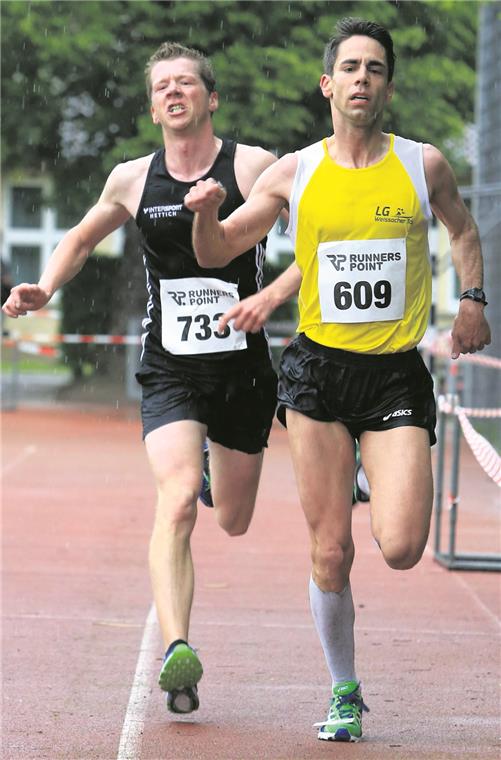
{"left": 277, "top": 334, "right": 436, "bottom": 444}
{"left": 137, "top": 357, "right": 278, "bottom": 454}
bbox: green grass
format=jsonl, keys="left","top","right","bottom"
{"left": 0, "top": 352, "right": 71, "bottom": 375}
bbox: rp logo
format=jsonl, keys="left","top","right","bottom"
{"left": 168, "top": 291, "right": 186, "bottom": 306}
{"left": 326, "top": 254, "right": 347, "bottom": 272}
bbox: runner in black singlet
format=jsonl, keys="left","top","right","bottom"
{"left": 3, "top": 42, "right": 301, "bottom": 717}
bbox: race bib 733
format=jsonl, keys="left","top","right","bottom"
{"left": 159, "top": 277, "right": 247, "bottom": 354}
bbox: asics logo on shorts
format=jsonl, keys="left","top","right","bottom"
{"left": 383, "top": 409, "right": 412, "bottom": 421}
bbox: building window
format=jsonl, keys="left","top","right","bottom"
{"left": 10, "top": 245, "right": 41, "bottom": 285}
{"left": 11, "top": 186, "right": 43, "bottom": 229}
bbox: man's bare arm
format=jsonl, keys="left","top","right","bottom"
{"left": 218, "top": 261, "right": 301, "bottom": 334}
{"left": 2, "top": 167, "right": 131, "bottom": 318}
{"left": 184, "top": 154, "right": 295, "bottom": 268}
{"left": 425, "top": 145, "right": 491, "bottom": 359}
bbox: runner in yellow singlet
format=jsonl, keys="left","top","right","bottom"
{"left": 185, "top": 18, "right": 491, "bottom": 743}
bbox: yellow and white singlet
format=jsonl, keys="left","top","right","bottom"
{"left": 286, "top": 134, "right": 433, "bottom": 354}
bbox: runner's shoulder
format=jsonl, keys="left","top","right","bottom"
{"left": 102, "top": 154, "right": 155, "bottom": 204}
{"left": 422, "top": 144, "right": 456, "bottom": 199}
{"left": 256, "top": 152, "right": 298, "bottom": 194}
{"left": 107, "top": 154, "right": 155, "bottom": 187}
{"left": 235, "top": 142, "right": 277, "bottom": 173}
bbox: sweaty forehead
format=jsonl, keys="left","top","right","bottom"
{"left": 150, "top": 57, "right": 201, "bottom": 83}
{"left": 335, "top": 35, "right": 387, "bottom": 68}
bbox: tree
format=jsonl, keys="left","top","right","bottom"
{"left": 1, "top": 0, "right": 479, "bottom": 371}
{"left": 2, "top": 0, "right": 478, "bottom": 195}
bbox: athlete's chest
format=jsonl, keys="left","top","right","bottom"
{"left": 298, "top": 159, "right": 419, "bottom": 242}
{"left": 140, "top": 173, "right": 240, "bottom": 236}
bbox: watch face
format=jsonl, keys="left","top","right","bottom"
{"left": 461, "top": 288, "right": 487, "bottom": 303}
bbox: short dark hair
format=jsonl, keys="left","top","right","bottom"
{"left": 323, "top": 17, "right": 396, "bottom": 82}
{"left": 145, "top": 42, "right": 216, "bottom": 99}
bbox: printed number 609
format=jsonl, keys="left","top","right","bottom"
{"left": 333, "top": 280, "right": 392, "bottom": 310}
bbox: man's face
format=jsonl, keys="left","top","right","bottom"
{"left": 149, "top": 57, "right": 218, "bottom": 131}
{"left": 320, "top": 35, "right": 393, "bottom": 126}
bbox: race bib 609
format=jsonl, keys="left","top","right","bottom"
{"left": 317, "top": 238, "right": 407, "bottom": 323}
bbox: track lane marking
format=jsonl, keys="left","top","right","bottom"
{"left": 117, "top": 603, "right": 160, "bottom": 760}
{"left": 451, "top": 573, "right": 501, "bottom": 630}
{"left": 2, "top": 444, "right": 37, "bottom": 474}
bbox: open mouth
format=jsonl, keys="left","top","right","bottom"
{"left": 350, "top": 94, "right": 369, "bottom": 102}
{"left": 168, "top": 104, "right": 185, "bottom": 113}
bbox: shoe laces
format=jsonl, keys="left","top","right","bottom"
{"left": 329, "top": 690, "right": 369, "bottom": 721}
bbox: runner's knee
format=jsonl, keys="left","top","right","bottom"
{"left": 379, "top": 534, "right": 426, "bottom": 570}
{"left": 311, "top": 539, "right": 354, "bottom": 590}
{"left": 153, "top": 485, "right": 198, "bottom": 536}
{"left": 215, "top": 500, "right": 254, "bottom": 536}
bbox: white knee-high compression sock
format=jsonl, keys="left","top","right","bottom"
{"left": 309, "top": 575, "right": 356, "bottom": 685}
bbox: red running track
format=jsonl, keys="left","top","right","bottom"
{"left": 2, "top": 407, "right": 500, "bottom": 760}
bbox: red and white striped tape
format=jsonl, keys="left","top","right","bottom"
{"left": 4, "top": 330, "right": 499, "bottom": 366}
{"left": 420, "top": 334, "right": 501, "bottom": 369}
{"left": 4, "top": 333, "right": 141, "bottom": 346}
{"left": 457, "top": 407, "right": 501, "bottom": 418}
{"left": 456, "top": 408, "right": 501, "bottom": 487}
{"left": 438, "top": 396, "right": 501, "bottom": 488}
{"left": 2, "top": 337, "right": 60, "bottom": 357}
{"left": 4, "top": 333, "right": 292, "bottom": 349}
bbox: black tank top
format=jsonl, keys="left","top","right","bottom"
{"left": 135, "top": 139, "right": 269, "bottom": 370}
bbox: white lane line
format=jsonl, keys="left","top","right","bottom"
{"left": 193, "top": 619, "right": 498, "bottom": 638}
{"left": 117, "top": 603, "right": 160, "bottom": 760}
{"left": 2, "top": 444, "right": 37, "bottom": 475}
{"left": 452, "top": 572, "right": 501, "bottom": 630}
{"left": 4, "top": 613, "right": 144, "bottom": 627}
{"left": 425, "top": 542, "right": 500, "bottom": 630}
{"left": 5, "top": 613, "right": 496, "bottom": 638}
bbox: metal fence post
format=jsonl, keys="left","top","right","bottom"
{"left": 433, "top": 400, "right": 447, "bottom": 557}
{"left": 447, "top": 393, "right": 461, "bottom": 563}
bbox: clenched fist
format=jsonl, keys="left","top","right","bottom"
{"left": 184, "top": 178, "right": 226, "bottom": 213}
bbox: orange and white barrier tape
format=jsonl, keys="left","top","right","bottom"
{"left": 420, "top": 333, "right": 501, "bottom": 369}
{"left": 456, "top": 408, "right": 501, "bottom": 487}
{"left": 457, "top": 407, "right": 501, "bottom": 418}
{"left": 4, "top": 333, "right": 141, "bottom": 346}
{"left": 17, "top": 341, "right": 60, "bottom": 358}
{"left": 4, "top": 330, "right": 500, "bottom": 367}
{"left": 438, "top": 396, "right": 501, "bottom": 488}
{"left": 4, "top": 333, "right": 292, "bottom": 348}
{"left": 2, "top": 337, "right": 60, "bottom": 357}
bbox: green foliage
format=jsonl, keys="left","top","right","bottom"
{"left": 1, "top": 0, "right": 480, "bottom": 365}
{"left": 2, "top": 0, "right": 479, "bottom": 210}
{"left": 60, "top": 255, "right": 120, "bottom": 377}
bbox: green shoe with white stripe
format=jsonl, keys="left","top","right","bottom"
{"left": 314, "top": 680, "right": 369, "bottom": 741}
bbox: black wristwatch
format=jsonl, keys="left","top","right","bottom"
{"left": 459, "top": 287, "right": 488, "bottom": 306}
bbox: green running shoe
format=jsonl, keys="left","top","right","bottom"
{"left": 166, "top": 685, "right": 199, "bottom": 714}
{"left": 159, "top": 639, "right": 203, "bottom": 714}
{"left": 314, "top": 680, "right": 369, "bottom": 742}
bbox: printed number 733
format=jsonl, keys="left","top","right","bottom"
{"left": 177, "top": 313, "right": 231, "bottom": 341}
